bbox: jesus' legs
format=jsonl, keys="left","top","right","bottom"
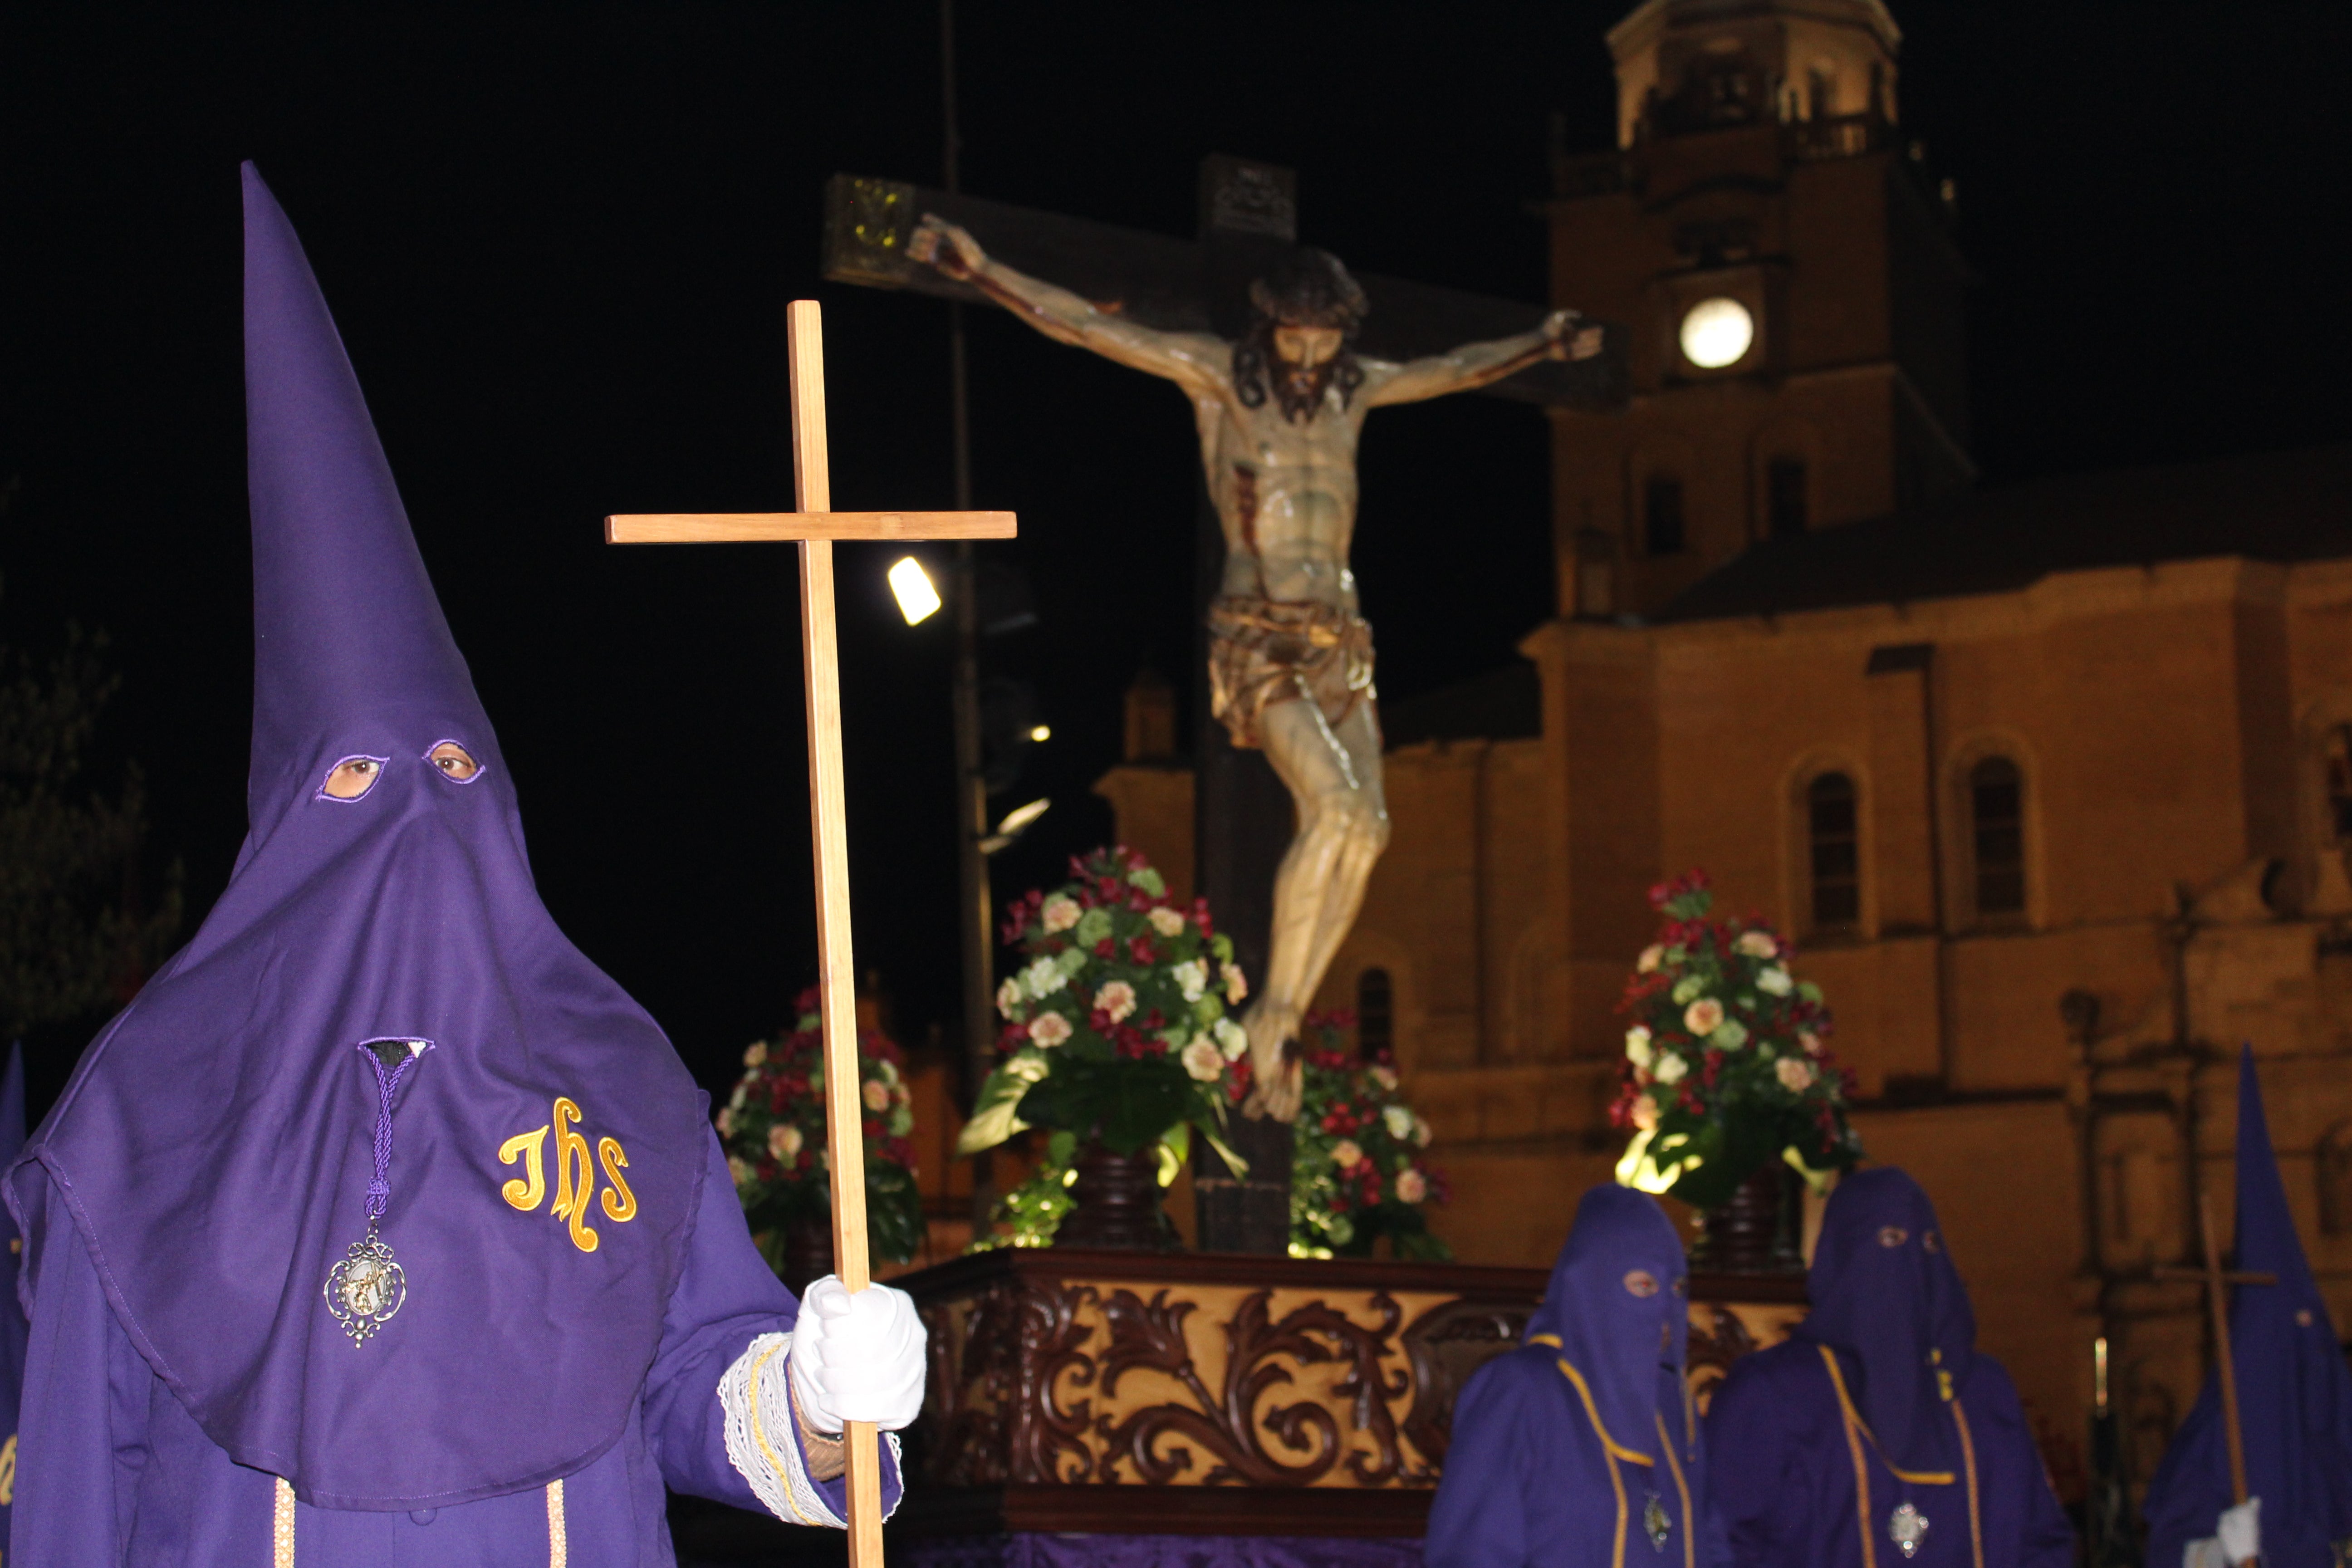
{"left": 1241, "top": 689, "right": 1391, "bottom": 1119}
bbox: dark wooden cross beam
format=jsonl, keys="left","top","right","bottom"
{"left": 2152, "top": 1192, "right": 2280, "bottom": 1510}
{"left": 608, "top": 301, "right": 1014, "bottom": 1568}
{"left": 820, "top": 155, "right": 1627, "bottom": 407}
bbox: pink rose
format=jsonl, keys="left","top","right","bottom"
{"left": 1683, "top": 998, "right": 1725, "bottom": 1037}
{"left": 1776, "top": 1057, "right": 1817, "bottom": 1092}
{"left": 862, "top": 1079, "right": 891, "bottom": 1112}
{"left": 1094, "top": 980, "right": 1138, "bottom": 1023}
{"left": 1395, "top": 1168, "right": 1428, "bottom": 1204}
{"left": 1028, "top": 1012, "right": 1073, "bottom": 1048}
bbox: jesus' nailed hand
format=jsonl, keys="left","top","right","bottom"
{"left": 911, "top": 214, "right": 1599, "bottom": 1121}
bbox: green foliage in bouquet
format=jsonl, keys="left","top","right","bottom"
{"left": 960, "top": 848, "right": 1247, "bottom": 1180}
{"left": 1613, "top": 869, "right": 1863, "bottom": 1210}
{"left": 1286, "top": 1012, "right": 1450, "bottom": 1260}
{"left": 718, "top": 988, "right": 925, "bottom": 1272}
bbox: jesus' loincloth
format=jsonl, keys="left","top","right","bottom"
{"left": 1206, "top": 595, "right": 1377, "bottom": 750}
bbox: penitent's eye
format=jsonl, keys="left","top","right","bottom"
{"left": 320, "top": 756, "right": 387, "bottom": 801}
{"left": 426, "top": 741, "right": 482, "bottom": 783}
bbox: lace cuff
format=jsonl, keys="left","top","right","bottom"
{"left": 718, "top": 1331, "right": 902, "bottom": 1530}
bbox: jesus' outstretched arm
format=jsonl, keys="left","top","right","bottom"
{"left": 1362, "top": 309, "right": 1604, "bottom": 407}
{"left": 911, "top": 216, "right": 1226, "bottom": 392}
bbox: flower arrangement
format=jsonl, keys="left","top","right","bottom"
{"left": 1288, "top": 1011, "right": 1450, "bottom": 1260}
{"left": 959, "top": 847, "right": 1247, "bottom": 1191}
{"left": 1612, "top": 869, "right": 1862, "bottom": 1209}
{"left": 718, "top": 988, "right": 926, "bottom": 1272}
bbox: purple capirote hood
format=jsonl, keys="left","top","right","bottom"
{"left": 5, "top": 164, "right": 711, "bottom": 1511}
{"left": 1525, "top": 1184, "right": 1692, "bottom": 1462}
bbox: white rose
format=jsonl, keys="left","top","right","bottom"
{"left": 1213, "top": 1017, "right": 1248, "bottom": 1059}
{"left": 1625, "top": 1025, "right": 1654, "bottom": 1069}
{"left": 1041, "top": 894, "right": 1082, "bottom": 933}
{"left": 1330, "top": 1139, "right": 1364, "bottom": 1170}
{"left": 1382, "top": 1104, "right": 1416, "bottom": 1140}
{"left": 1735, "top": 930, "right": 1779, "bottom": 960}
{"left": 715, "top": 1107, "right": 737, "bottom": 1137}
{"left": 769, "top": 1122, "right": 804, "bottom": 1160}
{"left": 1755, "top": 965, "right": 1793, "bottom": 996}
{"left": 996, "top": 977, "right": 1024, "bottom": 1017}
{"left": 1094, "top": 980, "right": 1138, "bottom": 1023}
{"left": 1180, "top": 1038, "right": 1225, "bottom": 1082}
{"left": 1776, "top": 1057, "right": 1817, "bottom": 1091}
{"left": 1682, "top": 998, "right": 1724, "bottom": 1036}
{"left": 1023, "top": 956, "right": 1068, "bottom": 997}
{"left": 729, "top": 1083, "right": 749, "bottom": 1111}
{"left": 1029, "top": 1012, "right": 1073, "bottom": 1048}
{"left": 1369, "top": 1064, "right": 1399, "bottom": 1091}
{"left": 1653, "top": 1052, "right": 1689, "bottom": 1085}
{"left": 1148, "top": 906, "right": 1186, "bottom": 937}
{"left": 1173, "top": 959, "right": 1209, "bottom": 1002}
{"left": 1395, "top": 1168, "right": 1428, "bottom": 1204}
{"left": 743, "top": 1041, "right": 767, "bottom": 1068}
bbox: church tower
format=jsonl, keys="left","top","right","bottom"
{"left": 1548, "top": 0, "right": 1971, "bottom": 617}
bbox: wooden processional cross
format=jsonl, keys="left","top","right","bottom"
{"left": 607, "top": 300, "right": 1014, "bottom": 1565}
{"left": 2152, "top": 1192, "right": 2280, "bottom": 1514}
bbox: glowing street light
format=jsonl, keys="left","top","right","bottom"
{"left": 888, "top": 556, "right": 943, "bottom": 625}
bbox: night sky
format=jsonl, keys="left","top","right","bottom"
{"left": 5, "top": 2, "right": 2349, "bottom": 1113}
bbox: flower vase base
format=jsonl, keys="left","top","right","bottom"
{"left": 1689, "top": 1162, "right": 1803, "bottom": 1276}
{"left": 1055, "top": 1143, "right": 1177, "bottom": 1252}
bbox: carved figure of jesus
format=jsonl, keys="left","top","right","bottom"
{"left": 914, "top": 216, "right": 1600, "bottom": 1119}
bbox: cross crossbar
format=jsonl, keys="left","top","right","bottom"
{"left": 605, "top": 510, "right": 1014, "bottom": 544}
{"left": 607, "top": 299, "right": 1013, "bottom": 1568}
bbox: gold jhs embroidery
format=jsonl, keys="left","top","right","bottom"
{"left": 497, "top": 1098, "right": 638, "bottom": 1252}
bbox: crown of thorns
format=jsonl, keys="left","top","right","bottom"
{"left": 1249, "top": 249, "right": 1368, "bottom": 329}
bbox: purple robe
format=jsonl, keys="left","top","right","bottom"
{"left": 2, "top": 165, "right": 897, "bottom": 1562}
{"left": 2143, "top": 1048, "right": 2352, "bottom": 1568}
{"left": 1704, "top": 1169, "right": 2072, "bottom": 1568}
{"left": 1426, "top": 1186, "right": 1728, "bottom": 1568}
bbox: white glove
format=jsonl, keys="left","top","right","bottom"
{"left": 2219, "top": 1498, "right": 2261, "bottom": 1566}
{"left": 2185, "top": 1499, "right": 2261, "bottom": 1568}
{"left": 786, "top": 1275, "right": 927, "bottom": 1434}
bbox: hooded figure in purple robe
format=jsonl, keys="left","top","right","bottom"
{"left": 0, "top": 1041, "right": 27, "bottom": 1549}
{"left": 2143, "top": 1047, "right": 2352, "bottom": 1568}
{"left": 1426, "top": 1185, "right": 1727, "bottom": 1568}
{"left": 1705, "top": 1167, "right": 2073, "bottom": 1568}
{"left": 2, "top": 165, "right": 926, "bottom": 1566}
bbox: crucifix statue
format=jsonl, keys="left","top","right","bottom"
{"left": 608, "top": 301, "right": 1014, "bottom": 1568}
{"left": 901, "top": 211, "right": 1601, "bottom": 1120}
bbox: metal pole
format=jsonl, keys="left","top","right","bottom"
{"left": 942, "top": 0, "right": 997, "bottom": 1233}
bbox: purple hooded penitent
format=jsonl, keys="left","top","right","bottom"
{"left": 6, "top": 165, "right": 716, "bottom": 1512}
{"left": 2144, "top": 1047, "right": 2352, "bottom": 1568}
{"left": 1706, "top": 1168, "right": 2074, "bottom": 1568}
{"left": 1426, "top": 1185, "right": 1728, "bottom": 1568}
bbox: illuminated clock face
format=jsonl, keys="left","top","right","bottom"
{"left": 1679, "top": 297, "right": 1754, "bottom": 369}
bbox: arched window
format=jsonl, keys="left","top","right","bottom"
{"left": 1767, "top": 456, "right": 1808, "bottom": 539}
{"left": 2325, "top": 726, "right": 2352, "bottom": 841}
{"left": 1970, "top": 757, "right": 2026, "bottom": 916}
{"left": 1807, "top": 773, "right": 1861, "bottom": 931}
{"left": 1357, "top": 968, "right": 1394, "bottom": 1062}
{"left": 1643, "top": 475, "right": 1686, "bottom": 556}
{"left": 2320, "top": 1123, "right": 2352, "bottom": 1236}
